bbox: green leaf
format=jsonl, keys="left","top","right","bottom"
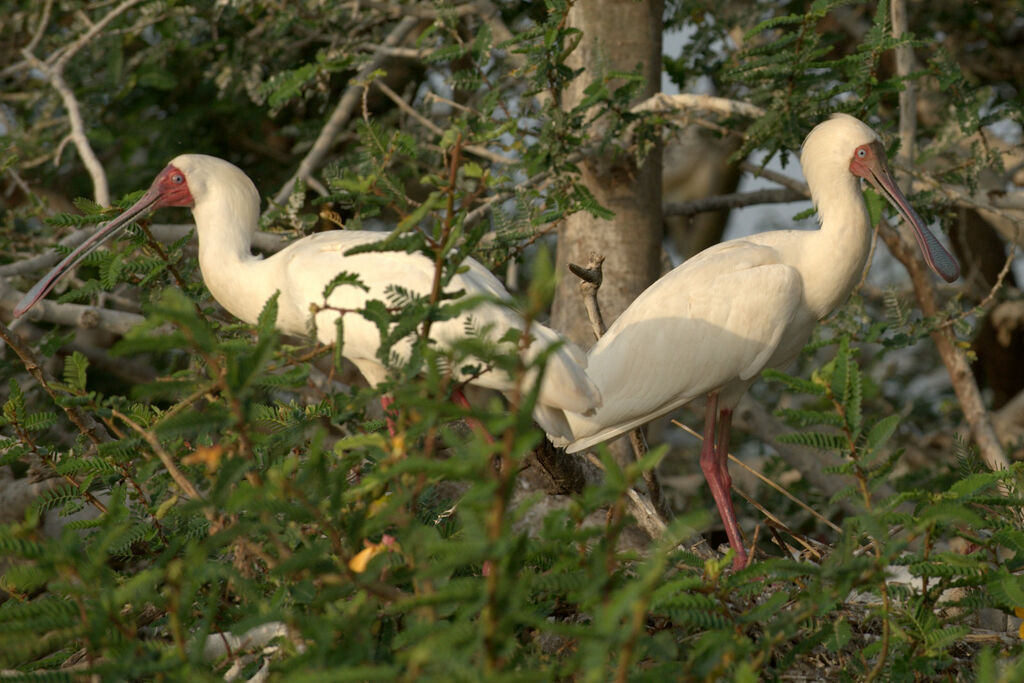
{"left": 986, "top": 567, "right": 1024, "bottom": 609}
{"left": 62, "top": 351, "right": 90, "bottom": 393}
{"left": 777, "top": 431, "right": 847, "bottom": 451}
{"left": 863, "top": 414, "right": 899, "bottom": 456}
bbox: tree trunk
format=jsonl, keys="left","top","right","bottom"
{"left": 551, "top": 0, "right": 664, "bottom": 348}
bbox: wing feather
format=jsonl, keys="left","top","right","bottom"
{"left": 270, "top": 230, "right": 598, "bottom": 418}
{"left": 565, "top": 240, "right": 804, "bottom": 451}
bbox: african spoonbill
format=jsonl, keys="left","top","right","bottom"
{"left": 14, "top": 155, "right": 601, "bottom": 439}
{"left": 557, "top": 114, "right": 960, "bottom": 569}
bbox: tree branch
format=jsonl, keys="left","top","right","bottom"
{"left": 876, "top": 221, "right": 1010, "bottom": 473}
{"left": 568, "top": 252, "right": 669, "bottom": 522}
{"left": 890, "top": 0, "right": 916, "bottom": 171}
{"left": 21, "top": 50, "right": 109, "bottom": 206}
{"left": 631, "top": 92, "right": 765, "bottom": 120}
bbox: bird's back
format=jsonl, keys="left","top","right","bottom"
{"left": 269, "top": 230, "right": 600, "bottom": 429}
{"left": 563, "top": 238, "right": 807, "bottom": 452}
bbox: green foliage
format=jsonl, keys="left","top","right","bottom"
{"left": 764, "top": 332, "right": 1024, "bottom": 676}
{"left": 2, "top": 0, "right": 1021, "bottom": 679}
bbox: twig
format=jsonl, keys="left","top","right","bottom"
{"left": 729, "top": 485, "right": 823, "bottom": 560}
{"left": 568, "top": 252, "right": 669, "bottom": 521}
{"left": 273, "top": 15, "right": 422, "bottom": 205}
{"left": 111, "top": 409, "right": 203, "bottom": 501}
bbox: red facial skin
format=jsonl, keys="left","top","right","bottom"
{"left": 849, "top": 141, "right": 885, "bottom": 180}
{"left": 151, "top": 164, "right": 195, "bottom": 209}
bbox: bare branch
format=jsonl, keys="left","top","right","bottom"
{"left": 568, "top": 251, "right": 669, "bottom": 521}
{"left": 21, "top": 50, "right": 109, "bottom": 206}
{"left": 49, "top": 0, "right": 144, "bottom": 71}
{"left": 890, "top": 0, "right": 917, "bottom": 170}
{"left": 567, "top": 253, "right": 606, "bottom": 341}
{"left": 631, "top": 92, "right": 765, "bottom": 120}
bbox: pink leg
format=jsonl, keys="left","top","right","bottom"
{"left": 452, "top": 387, "right": 495, "bottom": 444}
{"left": 380, "top": 395, "right": 397, "bottom": 437}
{"left": 698, "top": 393, "right": 747, "bottom": 570}
{"left": 716, "top": 407, "right": 733, "bottom": 496}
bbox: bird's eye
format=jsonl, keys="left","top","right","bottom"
{"left": 856, "top": 148, "right": 867, "bottom": 158}
{"left": 171, "top": 173, "right": 184, "bottom": 184}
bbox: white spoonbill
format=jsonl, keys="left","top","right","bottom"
{"left": 558, "top": 114, "right": 960, "bottom": 569}
{"left": 14, "top": 155, "right": 600, "bottom": 438}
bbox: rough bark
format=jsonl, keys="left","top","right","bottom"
{"left": 550, "top": 0, "right": 664, "bottom": 347}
